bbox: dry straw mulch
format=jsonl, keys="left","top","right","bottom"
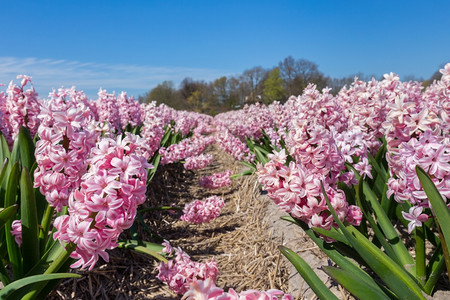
{"left": 49, "top": 145, "right": 290, "bottom": 299}
{"left": 47, "top": 143, "right": 450, "bottom": 299}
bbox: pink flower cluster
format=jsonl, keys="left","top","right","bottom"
{"left": 199, "top": 170, "right": 233, "bottom": 190}
{"left": 34, "top": 89, "right": 98, "bottom": 211}
{"left": 382, "top": 65, "right": 450, "bottom": 231}
{"left": 286, "top": 121, "right": 348, "bottom": 185}
{"left": 0, "top": 75, "right": 41, "bottom": 147}
{"left": 215, "top": 128, "right": 254, "bottom": 162}
{"left": 95, "top": 89, "right": 122, "bottom": 133}
{"left": 214, "top": 103, "right": 274, "bottom": 140}
{"left": 293, "top": 84, "right": 348, "bottom": 133}
{"left": 157, "top": 241, "right": 219, "bottom": 295}
{"left": 160, "top": 135, "right": 216, "bottom": 165}
{"left": 333, "top": 128, "right": 373, "bottom": 179}
{"left": 117, "top": 91, "right": 143, "bottom": 130}
{"left": 53, "top": 133, "right": 152, "bottom": 270}
{"left": 182, "top": 278, "right": 293, "bottom": 300}
{"left": 180, "top": 196, "right": 225, "bottom": 224}
{"left": 257, "top": 149, "right": 362, "bottom": 230}
{"left": 140, "top": 101, "right": 166, "bottom": 158}
{"left": 184, "top": 153, "right": 214, "bottom": 170}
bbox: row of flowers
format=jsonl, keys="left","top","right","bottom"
{"left": 202, "top": 64, "right": 449, "bottom": 299}
{"left": 1, "top": 61, "right": 449, "bottom": 299}
{"left": 0, "top": 76, "right": 235, "bottom": 299}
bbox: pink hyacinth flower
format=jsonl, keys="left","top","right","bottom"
{"left": 402, "top": 206, "right": 429, "bottom": 233}
{"left": 181, "top": 278, "right": 224, "bottom": 300}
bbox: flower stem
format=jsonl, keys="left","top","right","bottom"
{"left": 39, "top": 204, "right": 55, "bottom": 255}
{"left": 415, "top": 226, "right": 426, "bottom": 286}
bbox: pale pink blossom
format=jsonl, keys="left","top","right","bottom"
{"left": 402, "top": 206, "right": 429, "bottom": 233}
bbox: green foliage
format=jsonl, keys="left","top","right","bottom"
{"left": 117, "top": 240, "right": 167, "bottom": 263}
{"left": 0, "top": 273, "right": 81, "bottom": 300}
{"left": 279, "top": 246, "right": 339, "bottom": 300}
{"left": 263, "top": 68, "right": 285, "bottom": 104}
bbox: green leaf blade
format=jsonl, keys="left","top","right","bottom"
{"left": 279, "top": 245, "right": 339, "bottom": 300}
{"left": 0, "top": 273, "right": 80, "bottom": 300}
{"left": 117, "top": 240, "right": 167, "bottom": 263}
{"left": 324, "top": 266, "right": 391, "bottom": 300}
{"left": 20, "top": 167, "right": 40, "bottom": 274}
{"left": 321, "top": 182, "right": 426, "bottom": 300}
{"left": 416, "top": 166, "right": 450, "bottom": 250}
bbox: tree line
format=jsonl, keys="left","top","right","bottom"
{"left": 138, "top": 56, "right": 436, "bottom": 115}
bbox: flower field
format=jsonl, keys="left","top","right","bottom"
{"left": 0, "top": 64, "right": 449, "bottom": 299}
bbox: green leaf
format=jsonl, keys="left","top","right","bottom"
{"left": 117, "top": 240, "right": 167, "bottom": 263}
{"left": 361, "top": 180, "right": 415, "bottom": 271}
{"left": 367, "top": 152, "right": 388, "bottom": 183}
{"left": 4, "top": 162, "right": 23, "bottom": 279}
{"left": 16, "top": 127, "right": 36, "bottom": 171}
{"left": 0, "top": 134, "right": 11, "bottom": 163}
{"left": 0, "top": 158, "right": 10, "bottom": 208}
{"left": 423, "top": 249, "right": 446, "bottom": 295}
{"left": 254, "top": 145, "right": 270, "bottom": 155}
{"left": 416, "top": 166, "right": 450, "bottom": 254}
{"left": 324, "top": 266, "right": 391, "bottom": 300}
{"left": 147, "top": 153, "right": 161, "bottom": 184}
{"left": 254, "top": 147, "right": 269, "bottom": 165}
{"left": 281, "top": 216, "right": 381, "bottom": 289}
{"left": 416, "top": 166, "right": 450, "bottom": 285}
{"left": 0, "top": 159, "right": 8, "bottom": 185}
{"left": 0, "top": 259, "right": 12, "bottom": 286}
{"left": 355, "top": 177, "right": 397, "bottom": 259}
{"left": 279, "top": 246, "right": 339, "bottom": 300}
{"left": 312, "top": 227, "right": 350, "bottom": 246}
{"left": 0, "top": 273, "right": 80, "bottom": 299}
{"left": 230, "top": 169, "right": 254, "bottom": 179}
{"left": 0, "top": 205, "right": 18, "bottom": 232}
{"left": 321, "top": 182, "right": 426, "bottom": 300}
{"left": 240, "top": 161, "right": 256, "bottom": 171}
{"left": 20, "top": 167, "right": 40, "bottom": 274}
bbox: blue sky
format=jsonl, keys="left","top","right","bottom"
{"left": 1, "top": 0, "right": 449, "bottom": 99}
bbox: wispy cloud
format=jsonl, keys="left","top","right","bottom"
{"left": 0, "top": 57, "right": 228, "bottom": 99}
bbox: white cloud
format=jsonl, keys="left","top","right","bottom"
{"left": 0, "top": 56, "right": 228, "bottom": 99}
